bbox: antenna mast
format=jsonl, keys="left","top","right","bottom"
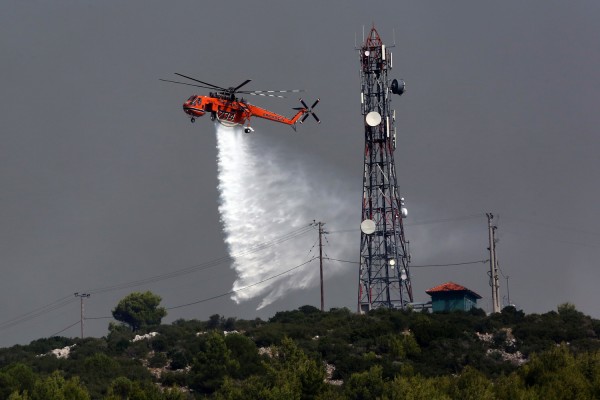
{"left": 357, "top": 26, "right": 412, "bottom": 312}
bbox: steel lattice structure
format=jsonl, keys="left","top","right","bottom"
{"left": 357, "top": 27, "right": 413, "bottom": 312}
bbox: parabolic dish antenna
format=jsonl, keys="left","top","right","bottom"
{"left": 365, "top": 111, "right": 382, "bottom": 127}
{"left": 360, "top": 219, "right": 376, "bottom": 235}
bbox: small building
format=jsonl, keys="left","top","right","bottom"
{"left": 425, "top": 281, "right": 482, "bottom": 312}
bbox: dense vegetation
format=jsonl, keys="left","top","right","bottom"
{"left": 1, "top": 301, "right": 599, "bottom": 399}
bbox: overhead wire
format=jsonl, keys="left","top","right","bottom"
{"left": 504, "top": 215, "right": 600, "bottom": 238}
{"left": 166, "top": 257, "right": 318, "bottom": 310}
{"left": 84, "top": 257, "right": 319, "bottom": 320}
{"left": 1, "top": 224, "right": 316, "bottom": 332}
{"left": 327, "top": 213, "right": 485, "bottom": 234}
{"left": 324, "top": 257, "right": 488, "bottom": 268}
{"left": 0, "top": 296, "right": 78, "bottom": 331}
{"left": 87, "top": 224, "right": 315, "bottom": 295}
{"left": 49, "top": 321, "right": 80, "bottom": 337}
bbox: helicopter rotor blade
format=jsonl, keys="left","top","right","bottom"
{"left": 297, "top": 98, "right": 321, "bottom": 125}
{"left": 174, "top": 73, "right": 224, "bottom": 90}
{"left": 247, "top": 93, "right": 286, "bottom": 98}
{"left": 159, "top": 79, "right": 218, "bottom": 90}
{"left": 239, "top": 89, "right": 304, "bottom": 94}
{"left": 233, "top": 79, "right": 252, "bottom": 92}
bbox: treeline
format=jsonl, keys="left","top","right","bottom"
{"left": 0, "top": 300, "right": 599, "bottom": 399}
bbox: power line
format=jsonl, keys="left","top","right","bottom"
{"left": 411, "top": 259, "right": 489, "bottom": 268}
{"left": 49, "top": 320, "right": 80, "bottom": 337}
{"left": 327, "top": 214, "right": 485, "bottom": 234}
{"left": 1, "top": 224, "right": 316, "bottom": 332}
{"left": 503, "top": 228, "right": 600, "bottom": 249}
{"left": 85, "top": 257, "right": 319, "bottom": 320}
{"left": 324, "top": 257, "right": 488, "bottom": 268}
{"left": 87, "top": 224, "right": 315, "bottom": 295}
{"left": 166, "top": 257, "right": 318, "bottom": 311}
{"left": 504, "top": 215, "right": 600, "bottom": 238}
{"left": 406, "top": 214, "right": 485, "bottom": 227}
{"left": 0, "top": 296, "right": 78, "bottom": 331}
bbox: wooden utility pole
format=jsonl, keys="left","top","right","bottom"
{"left": 486, "top": 214, "right": 500, "bottom": 313}
{"left": 318, "top": 222, "right": 325, "bottom": 312}
{"left": 74, "top": 292, "right": 90, "bottom": 339}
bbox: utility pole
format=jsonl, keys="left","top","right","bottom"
{"left": 74, "top": 292, "right": 90, "bottom": 339}
{"left": 317, "top": 221, "right": 326, "bottom": 311}
{"left": 505, "top": 275, "right": 511, "bottom": 306}
{"left": 486, "top": 213, "right": 500, "bottom": 313}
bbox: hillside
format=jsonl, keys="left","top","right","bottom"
{"left": 1, "top": 303, "right": 599, "bottom": 399}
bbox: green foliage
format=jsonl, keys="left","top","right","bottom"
{"left": 148, "top": 352, "right": 168, "bottom": 368}
{"left": 451, "top": 366, "right": 495, "bottom": 400}
{"left": 190, "top": 332, "right": 239, "bottom": 394}
{"left": 0, "top": 363, "right": 36, "bottom": 398}
{"left": 224, "top": 333, "right": 264, "bottom": 379}
{"left": 112, "top": 291, "right": 167, "bottom": 332}
{"left": 520, "top": 344, "right": 594, "bottom": 399}
{"left": 385, "top": 374, "right": 452, "bottom": 400}
{"left": 0, "top": 303, "right": 599, "bottom": 399}
{"left": 105, "top": 376, "right": 168, "bottom": 400}
{"left": 30, "top": 371, "right": 90, "bottom": 400}
{"left": 269, "top": 336, "right": 325, "bottom": 399}
{"left": 344, "top": 365, "right": 385, "bottom": 400}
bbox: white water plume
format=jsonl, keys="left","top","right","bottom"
{"left": 215, "top": 124, "right": 355, "bottom": 309}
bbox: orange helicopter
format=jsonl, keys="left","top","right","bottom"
{"left": 160, "top": 73, "right": 320, "bottom": 133}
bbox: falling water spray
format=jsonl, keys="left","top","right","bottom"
{"left": 215, "top": 124, "right": 353, "bottom": 309}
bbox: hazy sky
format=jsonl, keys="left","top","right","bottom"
{"left": 1, "top": 1, "right": 599, "bottom": 347}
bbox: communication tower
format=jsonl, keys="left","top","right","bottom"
{"left": 357, "top": 26, "right": 413, "bottom": 312}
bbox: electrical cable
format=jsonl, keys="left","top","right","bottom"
{"left": 85, "top": 257, "right": 319, "bottom": 320}
{"left": 166, "top": 257, "right": 318, "bottom": 310}
{"left": 503, "top": 228, "right": 600, "bottom": 249}
{"left": 87, "top": 224, "right": 315, "bottom": 295}
{"left": 49, "top": 320, "right": 80, "bottom": 337}
{"left": 405, "top": 214, "right": 486, "bottom": 227}
{"left": 504, "top": 215, "right": 600, "bottom": 238}
{"left": 327, "top": 214, "right": 485, "bottom": 234}
{"left": 0, "top": 296, "right": 78, "bottom": 331}
{"left": 410, "top": 260, "right": 489, "bottom": 268}
{"left": 1, "top": 224, "right": 315, "bottom": 332}
{"left": 324, "top": 257, "right": 488, "bottom": 268}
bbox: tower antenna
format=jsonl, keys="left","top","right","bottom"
{"left": 357, "top": 26, "right": 412, "bottom": 312}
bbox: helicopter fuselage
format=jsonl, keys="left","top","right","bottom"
{"left": 183, "top": 94, "right": 305, "bottom": 129}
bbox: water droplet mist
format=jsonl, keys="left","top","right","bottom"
{"left": 215, "top": 124, "right": 354, "bottom": 309}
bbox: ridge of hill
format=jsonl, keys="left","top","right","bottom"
{"left": 1, "top": 303, "right": 599, "bottom": 399}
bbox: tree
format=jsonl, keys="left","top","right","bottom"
{"left": 112, "top": 291, "right": 167, "bottom": 332}
{"left": 344, "top": 365, "right": 385, "bottom": 400}
{"left": 385, "top": 374, "right": 451, "bottom": 400}
{"left": 190, "top": 332, "right": 239, "bottom": 394}
{"left": 30, "top": 371, "right": 90, "bottom": 400}
{"left": 0, "top": 363, "right": 36, "bottom": 398}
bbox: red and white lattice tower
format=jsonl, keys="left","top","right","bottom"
{"left": 357, "top": 26, "right": 413, "bottom": 312}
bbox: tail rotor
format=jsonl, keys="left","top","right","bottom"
{"left": 295, "top": 98, "right": 320, "bottom": 124}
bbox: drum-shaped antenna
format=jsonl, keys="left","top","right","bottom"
{"left": 365, "top": 111, "right": 382, "bottom": 127}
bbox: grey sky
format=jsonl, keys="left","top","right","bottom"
{"left": 1, "top": 1, "right": 599, "bottom": 347}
